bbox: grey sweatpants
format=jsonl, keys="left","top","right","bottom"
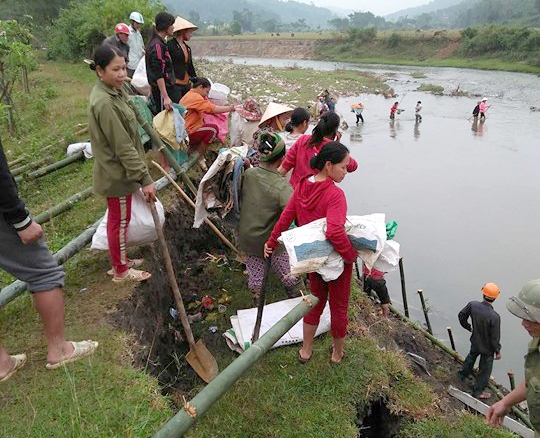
{"left": 0, "top": 218, "right": 65, "bottom": 292}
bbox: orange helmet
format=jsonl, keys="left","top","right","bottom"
{"left": 114, "top": 23, "right": 131, "bottom": 35}
{"left": 482, "top": 282, "right": 500, "bottom": 299}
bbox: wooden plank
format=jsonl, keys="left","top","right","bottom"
{"left": 448, "top": 386, "right": 534, "bottom": 438}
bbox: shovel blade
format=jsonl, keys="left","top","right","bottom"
{"left": 186, "top": 340, "right": 219, "bottom": 383}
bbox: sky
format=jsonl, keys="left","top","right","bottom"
{"left": 295, "top": 0, "right": 431, "bottom": 16}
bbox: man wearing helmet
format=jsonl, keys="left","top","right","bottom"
{"left": 127, "top": 12, "right": 145, "bottom": 78}
{"left": 103, "top": 23, "right": 130, "bottom": 62}
{"left": 486, "top": 280, "right": 540, "bottom": 435}
{"left": 458, "top": 282, "right": 502, "bottom": 399}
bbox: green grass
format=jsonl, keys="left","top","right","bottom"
{"left": 411, "top": 71, "right": 427, "bottom": 79}
{"left": 417, "top": 84, "right": 445, "bottom": 95}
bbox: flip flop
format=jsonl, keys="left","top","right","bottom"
{"left": 45, "top": 340, "right": 98, "bottom": 370}
{"left": 0, "top": 354, "right": 27, "bottom": 382}
{"left": 107, "top": 259, "right": 144, "bottom": 276}
{"left": 330, "top": 345, "right": 345, "bottom": 364}
{"left": 112, "top": 268, "right": 151, "bottom": 283}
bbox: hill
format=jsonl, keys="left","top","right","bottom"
{"left": 161, "top": 0, "right": 337, "bottom": 30}
{"left": 385, "top": 0, "right": 472, "bottom": 21}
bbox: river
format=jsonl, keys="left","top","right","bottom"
{"left": 209, "top": 56, "right": 540, "bottom": 386}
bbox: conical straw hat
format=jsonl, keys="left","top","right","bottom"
{"left": 258, "top": 102, "right": 294, "bottom": 127}
{"left": 173, "top": 16, "right": 198, "bottom": 33}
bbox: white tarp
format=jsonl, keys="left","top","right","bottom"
{"left": 278, "top": 213, "right": 397, "bottom": 281}
{"left": 91, "top": 190, "right": 165, "bottom": 250}
{"left": 223, "top": 297, "right": 330, "bottom": 353}
{"left": 193, "top": 144, "right": 248, "bottom": 228}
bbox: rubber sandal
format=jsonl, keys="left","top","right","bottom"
{"left": 298, "top": 350, "right": 311, "bottom": 364}
{"left": 330, "top": 345, "right": 345, "bottom": 364}
{"left": 0, "top": 354, "right": 27, "bottom": 382}
{"left": 107, "top": 259, "right": 144, "bottom": 276}
{"left": 45, "top": 340, "right": 98, "bottom": 370}
{"left": 112, "top": 268, "right": 151, "bottom": 283}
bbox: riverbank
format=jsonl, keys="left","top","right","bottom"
{"left": 190, "top": 32, "right": 540, "bottom": 75}
{"left": 0, "top": 58, "right": 522, "bottom": 437}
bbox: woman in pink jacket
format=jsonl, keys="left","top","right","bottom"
{"left": 278, "top": 112, "right": 357, "bottom": 188}
{"left": 265, "top": 141, "right": 357, "bottom": 364}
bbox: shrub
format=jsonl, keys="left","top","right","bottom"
{"left": 387, "top": 32, "right": 401, "bottom": 48}
{"left": 47, "top": 0, "right": 163, "bottom": 61}
{"left": 347, "top": 27, "right": 377, "bottom": 43}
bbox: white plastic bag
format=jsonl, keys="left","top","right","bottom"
{"left": 91, "top": 190, "right": 165, "bottom": 250}
{"left": 131, "top": 57, "right": 150, "bottom": 96}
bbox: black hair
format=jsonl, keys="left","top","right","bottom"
{"left": 146, "top": 11, "right": 175, "bottom": 50}
{"left": 483, "top": 295, "right": 496, "bottom": 303}
{"left": 309, "top": 141, "right": 349, "bottom": 170}
{"left": 259, "top": 132, "right": 286, "bottom": 163}
{"left": 191, "top": 77, "right": 211, "bottom": 88}
{"left": 309, "top": 111, "right": 340, "bottom": 147}
{"left": 285, "top": 107, "right": 310, "bottom": 132}
{"left": 89, "top": 44, "right": 123, "bottom": 71}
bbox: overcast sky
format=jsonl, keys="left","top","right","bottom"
{"left": 296, "top": 0, "right": 430, "bottom": 16}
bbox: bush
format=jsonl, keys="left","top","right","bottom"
{"left": 387, "top": 32, "right": 401, "bottom": 48}
{"left": 47, "top": 0, "right": 163, "bottom": 61}
{"left": 347, "top": 27, "right": 377, "bottom": 43}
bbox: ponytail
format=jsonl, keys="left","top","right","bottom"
{"left": 309, "top": 111, "right": 340, "bottom": 147}
{"left": 310, "top": 141, "right": 349, "bottom": 170}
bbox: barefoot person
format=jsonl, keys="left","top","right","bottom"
{"left": 265, "top": 142, "right": 358, "bottom": 364}
{"left": 88, "top": 44, "right": 155, "bottom": 282}
{"left": 458, "top": 283, "right": 501, "bottom": 399}
{"left": 486, "top": 280, "right": 540, "bottom": 435}
{"left": 0, "top": 138, "right": 98, "bottom": 380}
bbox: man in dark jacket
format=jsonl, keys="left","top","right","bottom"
{"left": 0, "top": 138, "right": 97, "bottom": 382}
{"left": 458, "top": 282, "right": 502, "bottom": 399}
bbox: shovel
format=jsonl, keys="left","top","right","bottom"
{"left": 149, "top": 200, "right": 219, "bottom": 383}
{"left": 251, "top": 258, "right": 271, "bottom": 343}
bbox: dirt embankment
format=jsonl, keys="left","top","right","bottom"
{"left": 190, "top": 37, "right": 319, "bottom": 60}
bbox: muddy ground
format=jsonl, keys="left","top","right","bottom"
{"left": 110, "top": 198, "right": 519, "bottom": 432}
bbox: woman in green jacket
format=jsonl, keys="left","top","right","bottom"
{"left": 88, "top": 44, "right": 155, "bottom": 282}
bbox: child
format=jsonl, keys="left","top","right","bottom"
{"left": 351, "top": 103, "right": 364, "bottom": 124}
{"left": 363, "top": 265, "right": 391, "bottom": 317}
{"left": 415, "top": 101, "right": 422, "bottom": 123}
{"left": 390, "top": 101, "right": 399, "bottom": 120}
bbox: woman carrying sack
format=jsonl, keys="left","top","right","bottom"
{"left": 265, "top": 142, "right": 358, "bottom": 364}
{"left": 88, "top": 44, "right": 155, "bottom": 282}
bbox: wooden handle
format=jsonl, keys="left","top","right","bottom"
{"left": 149, "top": 200, "right": 197, "bottom": 352}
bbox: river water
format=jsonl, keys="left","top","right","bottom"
{"left": 209, "top": 56, "right": 540, "bottom": 386}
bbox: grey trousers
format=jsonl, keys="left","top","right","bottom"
{"left": 0, "top": 218, "right": 65, "bottom": 292}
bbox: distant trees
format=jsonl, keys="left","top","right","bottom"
{"left": 328, "top": 11, "right": 391, "bottom": 31}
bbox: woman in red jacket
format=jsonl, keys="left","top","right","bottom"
{"left": 278, "top": 111, "right": 357, "bottom": 188}
{"left": 265, "top": 142, "right": 357, "bottom": 364}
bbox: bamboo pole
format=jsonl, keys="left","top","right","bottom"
{"left": 8, "top": 157, "right": 25, "bottom": 167}
{"left": 417, "top": 289, "right": 433, "bottom": 334}
{"left": 11, "top": 156, "right": 54, "bottom": 177}
{"left": 508, "top": 371, "right": 516, "bottom": 391}
{"left": 33, "top": 187, "right": 93, "bottom": 224}
{"left": 21, "top": 67, "right": 30, "bottom": 94}
{"left": 153, "top": 294, "right": 319, "bottom": 438}
{"left": 25, "top": 151, "right": 85, "bottom": 180}
{"left": 447, "top": 327, "right": 456, "bottom": 351}
{"left": 399, "top": 258, "right": 409, "bottom": 317}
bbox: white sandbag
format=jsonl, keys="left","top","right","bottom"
{"left": 373, "top": 240, "right": 401, "bottom": 273}
{"left": 91, "top": 190, "right": 165, "bottom": 250}
{"left": 67, "top": 142, "right": 93, "bottom": 159}
{"left": 222, "top": 297, "right": 331, "bottom": 353}
{"left": 229, "top": 112, "right": 259, "bottom": 148}
{"left": 278, "top": 214, "right": 388, "bottom": 278}
{"left": 131, "top": 56, "right": 150, "bottom": 96}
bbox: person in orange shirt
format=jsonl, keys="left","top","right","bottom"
{"left": 180, "top": 77, "right": 235, "bottom": 170}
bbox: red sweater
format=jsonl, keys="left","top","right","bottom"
{"left": 266, "top": 176, "right": 357, "bottom": 263}
{"left": 281, "top": 135, "right": 358, "bottom": 188}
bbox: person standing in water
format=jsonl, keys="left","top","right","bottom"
{"left": 351, "top": 103, "right": 364, "bottom": 124}
{"left": 415, "top": 101, "right": 422, "bottom": 123}
{"left": 390, "top": 102, "right": 399, "bottom": 120}
{"left": 472, "top": 101, "right": 481, "bottom": 122}
{"left": 479, "top": 97, "right": 489, "bottom": 121}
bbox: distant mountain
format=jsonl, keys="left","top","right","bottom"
{"left": 385, "top": 0, "right": 467, "bottom": 21}
{"left": 161, "top": 0, "right": 338, "bottom": 29}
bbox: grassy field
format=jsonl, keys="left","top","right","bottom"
{"left": 0, "top": 57, "right": 521, "bottom": 437}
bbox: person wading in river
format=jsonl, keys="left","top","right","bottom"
{"left": 458, "top": 282, "right": 501, "bottom": 399}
